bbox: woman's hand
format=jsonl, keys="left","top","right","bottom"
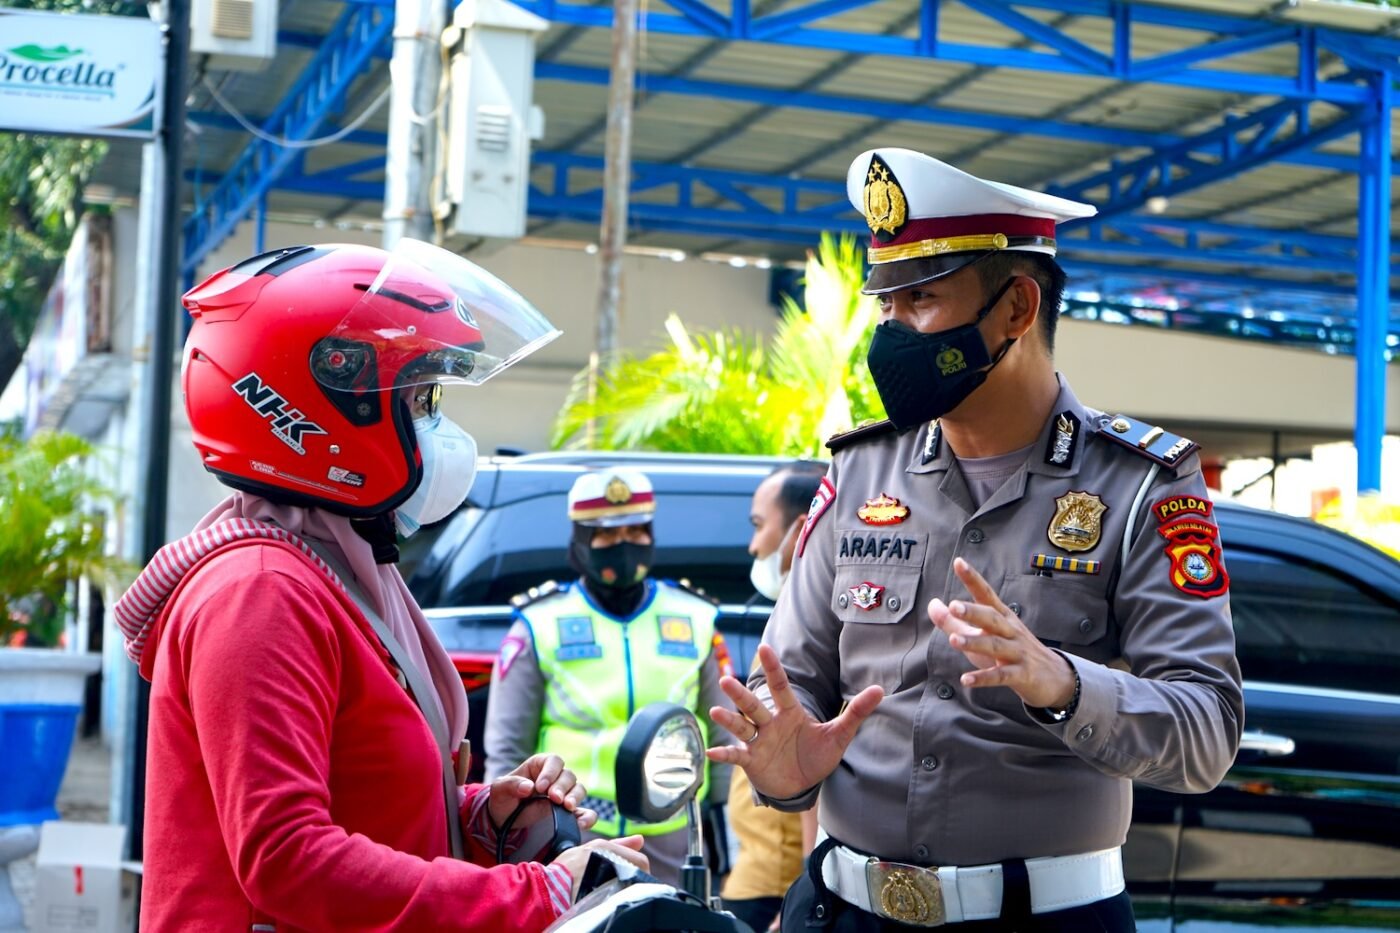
{"left": 487, "top": 754, "right": 596, "bottom": 832}
{"left": 552, "top": 836, "right": 649, "bottom": 901}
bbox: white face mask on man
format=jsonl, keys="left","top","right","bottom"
{"left": 394, "top": 411, "right": 478, "bottom": 538}
{"left": 749, "top": 519, "right": 799, "bottom": 601}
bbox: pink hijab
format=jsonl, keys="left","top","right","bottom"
{"left": 196, "top": 492, "right": 469, "bottom": 747}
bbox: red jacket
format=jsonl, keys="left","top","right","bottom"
{"left": 137, "top": 539, "right": 568, "bottom": 931}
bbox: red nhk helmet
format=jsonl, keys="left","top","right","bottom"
{"left": 181, "top": 239, "right": 559, "bottom": 515}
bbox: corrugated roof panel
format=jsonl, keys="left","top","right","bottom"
{"left": 107, "top": 0, "right": 1396, "bottom": 314}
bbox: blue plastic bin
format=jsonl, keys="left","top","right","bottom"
{"left": 0, "top": 703, "right": 81, "bottom": 827}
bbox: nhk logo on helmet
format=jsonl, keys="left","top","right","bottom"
{"left": 232, "top": 373, "right": 327, "bottom": 455}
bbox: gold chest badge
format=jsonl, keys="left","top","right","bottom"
{"left": 857, "top": 493, "right": 909, "bottom": 526}
{"left": 1047, "top": 491, "right": 1107, "bottom": 553}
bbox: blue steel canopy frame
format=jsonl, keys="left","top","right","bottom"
{"left": 182, "top": 0, "right": 1397, "bottom": 490}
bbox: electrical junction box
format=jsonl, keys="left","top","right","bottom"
{"left": 191, "top": 0, "right": 277, "bottom": 72}
{"left": 443, "top": 0, "right": 548, "bottom": 244}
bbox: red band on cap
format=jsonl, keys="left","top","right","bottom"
{"left": 873, "top": 213, "right": 1056, "bottom": 248}
{"left": 570, "top": 491, "right": 654, "bottom": 513}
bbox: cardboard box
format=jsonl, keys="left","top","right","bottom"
{"left": 33, "top": 822, "right": 141, "bottom": 933}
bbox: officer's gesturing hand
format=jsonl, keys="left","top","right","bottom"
{"left": 706, "top": 643, "right": 884, "bottom": 800}
{"left": 929, "top": 557, "right": 1078, "bottom": 710}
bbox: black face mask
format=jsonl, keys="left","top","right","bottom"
{"left": 866, "top": 277, "right": 1018, "bottom": 430}
{"left": 573, "top": 540, "right": 654, "bottom": 590}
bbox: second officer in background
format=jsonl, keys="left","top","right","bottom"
{"left": 485, "top": 469, "right": 736, "bottom": 886}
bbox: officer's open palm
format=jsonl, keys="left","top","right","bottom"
{"left": 929, "top": 557, "right": 1077, "bottom": 711}
{"left": 706, "top": 644, "right": 884, "bottom": 800}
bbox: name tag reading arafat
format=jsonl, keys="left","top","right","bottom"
{"left": 837, "top": 530, "right": 927, "bottom": 564}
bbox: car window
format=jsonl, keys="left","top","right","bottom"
{"left": 1228, "top": 546, "right": 1400, "bottom": 695}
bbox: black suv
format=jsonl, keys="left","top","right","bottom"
{"left": 408, "top": 451, "right": 1400, "bottom": 932}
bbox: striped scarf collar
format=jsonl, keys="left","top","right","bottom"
{"left": 114, "top": 518, "right": 343, "bottom": 665}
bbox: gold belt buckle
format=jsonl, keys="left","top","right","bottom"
{"left": 866, "top": 859, "right": 945, "bottom": 927}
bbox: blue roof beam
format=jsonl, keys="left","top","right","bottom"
{"left": 214, "top": 151, "right": 1396, "bottom": 281}
{"left": 1050, "top": 99, "right": 1369, "bottom": 224}
{"left": 501, "top": 0, "right": 1377, "bottom": 104}
{"left": 534, "top": 63, "right": 1371, "bottom": 176}
{"left": 1102, "top": 217, "right": 1383, "bottom": 264}
{"left": 181, "top": 3, "right": 393, "bottom": 275}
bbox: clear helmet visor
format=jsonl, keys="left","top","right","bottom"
{"left": 312, "top": 238, "right": 560, "bottom": 392}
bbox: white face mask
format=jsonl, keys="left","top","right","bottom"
{"left": 749, "top": 520, "right": 799, "bottom": 601}
{"left": 749, "top": 548, "right": 785, "bottom": 601}
{"left": 394, "top": 411, "right": 478, "bottom": 538}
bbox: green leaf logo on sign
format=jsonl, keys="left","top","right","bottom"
{"left": 8, "top": 44, "right": 84, "bottom": 63}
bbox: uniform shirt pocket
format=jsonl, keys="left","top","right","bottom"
{"left": 832, "top": 564, "right": 920, "bottom": 625}
{"left": 999, "top": 572, "right": 1113, "bottom": 662}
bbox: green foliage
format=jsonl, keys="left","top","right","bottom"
{"left": 552, "top": 233, "right": 884, "bottom": 457}
{"left": 0, "top": 429, "right": 129, "bottom": 646}
{"left": 0, "top": 135, "right": 108, "bottom": 344}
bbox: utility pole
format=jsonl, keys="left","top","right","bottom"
{"left": 594, "top": 0, "right": 639, "bottom": 355}
{"left": 384, "top": 0, "right": 447, "bottom": 248}
{"left": 125, "top": 0, "right": 190, "bottom": 861}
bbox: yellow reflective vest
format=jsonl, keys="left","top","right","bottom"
{"left": 520, "top": 580, "right": 718, "bottom": 836}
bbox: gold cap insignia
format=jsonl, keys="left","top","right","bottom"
{"left": 604, "top": 477, "right": 633, "bottom": 504}
{"left": 857, "top": 493, "right": 910, "bottom": 526}
{"left": 1047, "top": 490, "right": 1107, "bottom": 553}
{"left": 863, "top": 155, "right": 908, "bottom": 241}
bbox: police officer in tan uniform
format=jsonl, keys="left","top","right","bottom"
{"left": 708, "top": 148, "right": 1243, "bottom": 932}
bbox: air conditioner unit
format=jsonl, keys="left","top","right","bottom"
{"left": 191, "top": 0, "right": 277, "bottom": 72}
{"left": 443, "top": 0, "right": 548, "bottom": 244}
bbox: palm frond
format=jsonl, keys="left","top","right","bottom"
{"left": 551, "top": 235, "right": 884, "bottom": 456}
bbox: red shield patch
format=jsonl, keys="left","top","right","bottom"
{"left": 1155, "top": 496, "right": 1229, "bottom": 599}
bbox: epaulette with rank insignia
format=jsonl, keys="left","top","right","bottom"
{"left": 509, "top": 579, "right": 562, "bottom": 609}
{"left": 1095, "top": 414, "right": 1198, "bottom": 470}
{"left": 826, "top": 419, "right": 897, "bottom": 453}
{"left": 665, "top": 578, "right": 720, "bottom": 606}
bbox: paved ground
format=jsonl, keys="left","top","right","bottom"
{"left": 7, "top": 736, "right": 114, "bottom": 931}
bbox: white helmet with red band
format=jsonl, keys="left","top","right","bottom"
{"left": 567, "top": 470, "right": 655, "bottom": 528}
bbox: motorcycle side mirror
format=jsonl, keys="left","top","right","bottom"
{"left": 615, "top": 702, "right": 706, "bottom": 825}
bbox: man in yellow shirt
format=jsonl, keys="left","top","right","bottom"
{"left": 722, "top": 462, "right": 826, "bottom": 930}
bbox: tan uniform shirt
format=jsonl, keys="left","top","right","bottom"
{"left": 753, "top": 376, "right": 1243, "bottom": 866}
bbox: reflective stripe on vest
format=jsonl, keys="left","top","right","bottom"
{"left": 522, "top": 580, "right": 717, "bottom": 836}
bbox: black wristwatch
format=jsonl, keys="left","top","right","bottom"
{"left": 1043, "top": 666, "right": 1082, "bottom": 723}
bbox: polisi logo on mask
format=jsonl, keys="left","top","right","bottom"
{"left": 936, "top": 347, "right": 967, "bottom": 376}
{"left": 232, "top": 373, "right": 327, "bottom": 455}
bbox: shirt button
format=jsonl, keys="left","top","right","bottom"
{"left": 921, "top": 755, "right": 939, "bottom": 771}
{"left": 1078, "top": 618, "right": 1093, "bottom": 634}
{"left": 914, "top": 845, "right": 930, "bottom": 861}
{"left": 886, "top": 595, "right": 901, "bottom": 612}
{"left": 966, "top": 528, "right": 985, "bottom": 544}
{"left": 838, "top": 593, "right": 849, "bottom": 609}
{"left": 1076, "top": 725, "right": 1095, "bottom": 742}
{"left": 1008, "top": 602, "right": 1022, "bottom": 617}
{"left": 936, "top": 682, "right": 955, "bottom": 700}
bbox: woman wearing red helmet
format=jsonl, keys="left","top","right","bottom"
{"left": 114, "top": 239, "right": 647, "bottom": 931}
